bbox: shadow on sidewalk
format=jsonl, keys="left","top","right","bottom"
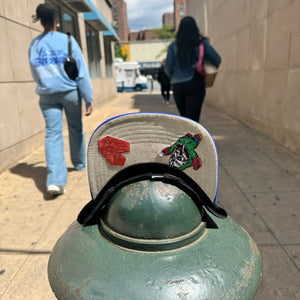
{"left": 132, "top": 93, "right": 178, "bottom": 115}
{"left": 9, "top": 163, "right": 76, "bottom": 201}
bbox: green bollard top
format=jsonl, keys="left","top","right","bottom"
{"left": 100, "top": 180, "right": 206, "bottom": 251}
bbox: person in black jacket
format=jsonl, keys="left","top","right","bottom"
{"left": 157, "top": 59, "right": 171, "bottom": 104}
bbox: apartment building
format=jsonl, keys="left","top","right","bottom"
{"left": 111, "top": 0, "right": 129, "bottom": 42}
{"left": 163, "top": 12, "right": 174, "bottom": 27}
{"left": 174, "top": 0, "right": 187, "bottom": 30}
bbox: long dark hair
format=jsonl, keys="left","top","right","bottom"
{"left": 176, "top": 16, "right": 204, "bottom": 68}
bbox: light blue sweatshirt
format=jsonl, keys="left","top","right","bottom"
{"left": 29, "top": 31, "right": 93, "bottom": 106}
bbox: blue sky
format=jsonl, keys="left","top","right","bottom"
{"left": 125, "top": 0, "right": 174, "bottom": 31}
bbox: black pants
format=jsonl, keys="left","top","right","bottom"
{"left": 172, "top": 73, "right": 205, "bottom": 122}
{"left": 161, "top": 84, "right": 170, "bottom": 101}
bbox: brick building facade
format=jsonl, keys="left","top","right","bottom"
{"left": 128, "top": 31, "right": 139, "bottom": 41}
{"left": 174, "top": 0, "right": 187, "bottom": 30}
{"left": 111, "top": 0, "right": 129, "bottom": 42}
{"left": 115, "top": 1, "right": 188, "bottom": 41}
{"left": 163, "top": 12, "right": 174, "bottom": 27}
{"left": 129, "top": 29, "right": 159, "bottom": 41}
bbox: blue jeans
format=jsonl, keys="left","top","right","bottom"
{"left": 39, "top": 90, "right": 86, "bottom": 187}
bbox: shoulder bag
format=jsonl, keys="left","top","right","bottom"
{"left": 64, "top": 33, "right": 79, "bottom": 80}
{"left": 196, "top": 43, "right": 218, "bottom": 88}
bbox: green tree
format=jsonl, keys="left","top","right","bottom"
{"left": 114, "top": 44, "right": 127, "bottom": 61}
{"left": 153, "top": 24, "right": 176, "bottom": 58}
{"left": 153, "top": 24, "right": 176, "bottom": 41}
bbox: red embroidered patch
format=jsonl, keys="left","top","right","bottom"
{"left": 98, "top": 136, "right": 130, "bottom": 166}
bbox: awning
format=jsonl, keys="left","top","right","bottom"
{"left": 83, "top": 0, "right": 119, "bottom": 41}
{"left": 102, "top": 30, "right": 119, "bottom": 41}
{"left": 64, "top": 0, "right": 92, "bottom": 12}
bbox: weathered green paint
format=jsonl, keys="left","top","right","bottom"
{"left": 48, "top": 181, "right": 262, "bottom": 300}
{"left": 101, "top": 181, "right": 205, "bottom": 251}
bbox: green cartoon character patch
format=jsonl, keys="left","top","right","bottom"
{"left": 158, "top": 133, "right": 202, "bottom": 170}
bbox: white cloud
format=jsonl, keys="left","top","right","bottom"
{"left": 125, "top": 0, "right": 174, "bottom": 31}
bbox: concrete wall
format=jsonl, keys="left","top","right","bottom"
{"left": 97, "top": 0, "right": 113, "bottom": 23}
{"left": 187, "top": 0, "right": 300, "bottom": 154}
{"left": 0, "top": 0, "right": 117, "bottom": 173}
{"left": 130, "top": 40, "right": 170, "bottom": 62}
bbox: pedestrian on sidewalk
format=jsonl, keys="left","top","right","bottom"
{"left": 157, "top": 59, "right": 171, "bottom": 104}
{"left": 165, "top": 16, "right": 221, "bottom": 122}
{"left": 29, "top": 4, "right": 93, "bottom": 196}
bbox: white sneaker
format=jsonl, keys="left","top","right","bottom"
{"left": 47, "top": 185, "right": 66, "bottom": 196}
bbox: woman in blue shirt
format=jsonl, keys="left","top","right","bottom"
{"left": 29, "top": 4, "right": 93, "bottom": 196}
{"left": 165, "top": 16, "right": 221, "bottom": 122}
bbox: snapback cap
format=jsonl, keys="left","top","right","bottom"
{"left": 82, "top": 112, "right": 226, "bottom": 222}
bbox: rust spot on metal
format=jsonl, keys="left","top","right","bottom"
{"left": 171, "top": 279, "right": 185, "bottom": 284}
{"left": 124, "top": 181, "right": 184, "bottom": 207}
{"left": 49, "top": 273, "right": 59, "bottom": 286}
{"left": 241, "top": 226, "right": 260, "bottom": 256}
{"left": 163, "top": 279, "right": 185, "bottom": 286}
{"left": 123, "top": 182, "right": 150, "bottom": 201}
{"left": 241, "top": 260, "right": 255, "bottom": 284}
{"left": 122, "top": 183, "right": 138, "bottom": 197}
{"left": 224, "top": 260, "right": 256, "bottom": 299}
{"left": 75, "top": 288, "right": 83, "bottom": 299}
{"left": 130, "top": 198, "right": 138, "bottom": 208}
{"left": 153, "top": 181, "right": 180, "bottom": 197}
{"left": 177, "top": 291, "right": 190, "bottom": 300}
{"left": 75, "top": 277, "right": 92, "bottom": 299}
{"left": 60, "top": 285, "right": 71, "bottom": 300}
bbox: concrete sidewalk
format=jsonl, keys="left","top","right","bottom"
{"left": 0, "top": 92, "right": 299, "bottom": 299}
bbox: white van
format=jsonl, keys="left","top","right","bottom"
{"left": 115, "top": 58, "right": 148, "bottom": 92}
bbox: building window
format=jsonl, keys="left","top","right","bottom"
{"left": 104, "top": 38, "right": 113, "bottom": 78}
{"left": 180, "top": 3, "right": 184, "bottom": 8}
{"left": 62, "top": 12, "right": 77, "bottom": 34}
{"left": 46, "top": 0, "right": 80, "bottom": 45}
{"left": 86, "top": 25, "right": 102, "bottom": 78}
{"left": 125, "top": 70, "right": 134, "bottom": 78}
{"left": 180, "top": 11, "right": 184, "bottom": 17}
